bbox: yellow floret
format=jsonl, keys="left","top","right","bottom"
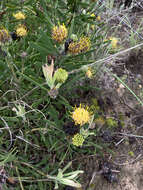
{"left": 16, "top": 25, "right": 27, "bottom": 36}
{"left": 13, "top": 12, "right": 26, "bottom": 20}
{"left": 90, "top": 13, "right": 95, "bottom": 17}
{"left": 96, "top": 15, "right": 101, "bottom": 21}
{"left": 110, "top": 37, "right": 118, "bottom": 48}
{"left": 86, "top": 68, "right": 93, "bottom": 79}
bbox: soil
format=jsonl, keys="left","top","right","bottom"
{"left": 77, "top": 1, "right": 143, "bottom": 190}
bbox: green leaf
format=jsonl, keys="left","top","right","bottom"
{"left": 0, "top": 148, "right": 17, "bottom": 166}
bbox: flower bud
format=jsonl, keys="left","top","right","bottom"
{"left": 72, "top": 133, "right": 84, "bottom": 146}
{"left": 54, "top": 68, "right": 68, "bottom": 83}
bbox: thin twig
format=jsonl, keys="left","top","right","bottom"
{"left": 113, "top": 154, "right": 142, "bottom": 166}
{"left": 117, "top": 132, "right": 143, "bottom": 139}
{"left": 115, "top": 138, "right": 125, "bottom": 146}
{"left": 15, "top": 136, "right": 40, "bottom": 148}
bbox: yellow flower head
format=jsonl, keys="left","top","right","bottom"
{"left": 72, "top": 104, "right": 90, "bottom": 126}
{"left": 72, "top": 133, "right": 84, "bottom": 146}
{"left": 68, "top": 41, "right": 81, "bottom": 54}
{"left": 52, "top": 24, "right": 68, "bottom": 43}
{"left": 86, "top": 67, "right": 93, "bottom": 79}
{"left": 79, "top": 36, "right": 91, "bottom": 52}
{"left": 90, "top": 13, "right": 95, "bottom": 17}
{"left": 0, "top": 28, "right": 10, "bottom": 43}
{"left": 16, "top": 25, "right": 27, "bottom": 36}
{"left": 109, "top": 37, "right": 118, "bottom": 49}
{"left": 13, "top": 11, "right": 26, "bottom": 20}
{"left": 90, "top": 12, "right": 100, "bottom": 22}
{"left": 96, "top": 15, "right": 101, "bottom": 21}
{"left": 68, "top": 36, "right": 91, "bottom": 54}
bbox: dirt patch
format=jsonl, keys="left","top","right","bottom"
{"left": 88, "top": 161, "right": 143, "bottom": 190}
{"left": 80, "top": 138, "right": 143, "bottom": 190}
{"left": 125, "top": 49, "right": 143, "bottom": 76}
{"left": 120, "top": 162, "right": 143, "bottom": 190}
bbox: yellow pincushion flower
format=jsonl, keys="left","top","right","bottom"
{"left": 72, "top": 104, "right": 90, "bottom": 126}
{"left": 68, "top": 36, "right": 91, "bottom": 54}
{"left": 109, "top": 37, "right": 118, "bottom": 48}
{"left": 68, "top": 41, "right": 81, "bottom": 54}
{"left": 16, "top": 25, "right": 27, "bottom": 36}
{"left": 79, "top": 37, "right": 91, "bottom": 52}
{"left": 72, "top": 133, "right": 84, "bottom": 147}
{"left": 52, "top": 24, "right": 68, "bottom": 43}
{"left": 0, "top": 28, "right": 10, "bottom": 43}
{"left": 13, "top": 12, "right": 26, "bottom": 20}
